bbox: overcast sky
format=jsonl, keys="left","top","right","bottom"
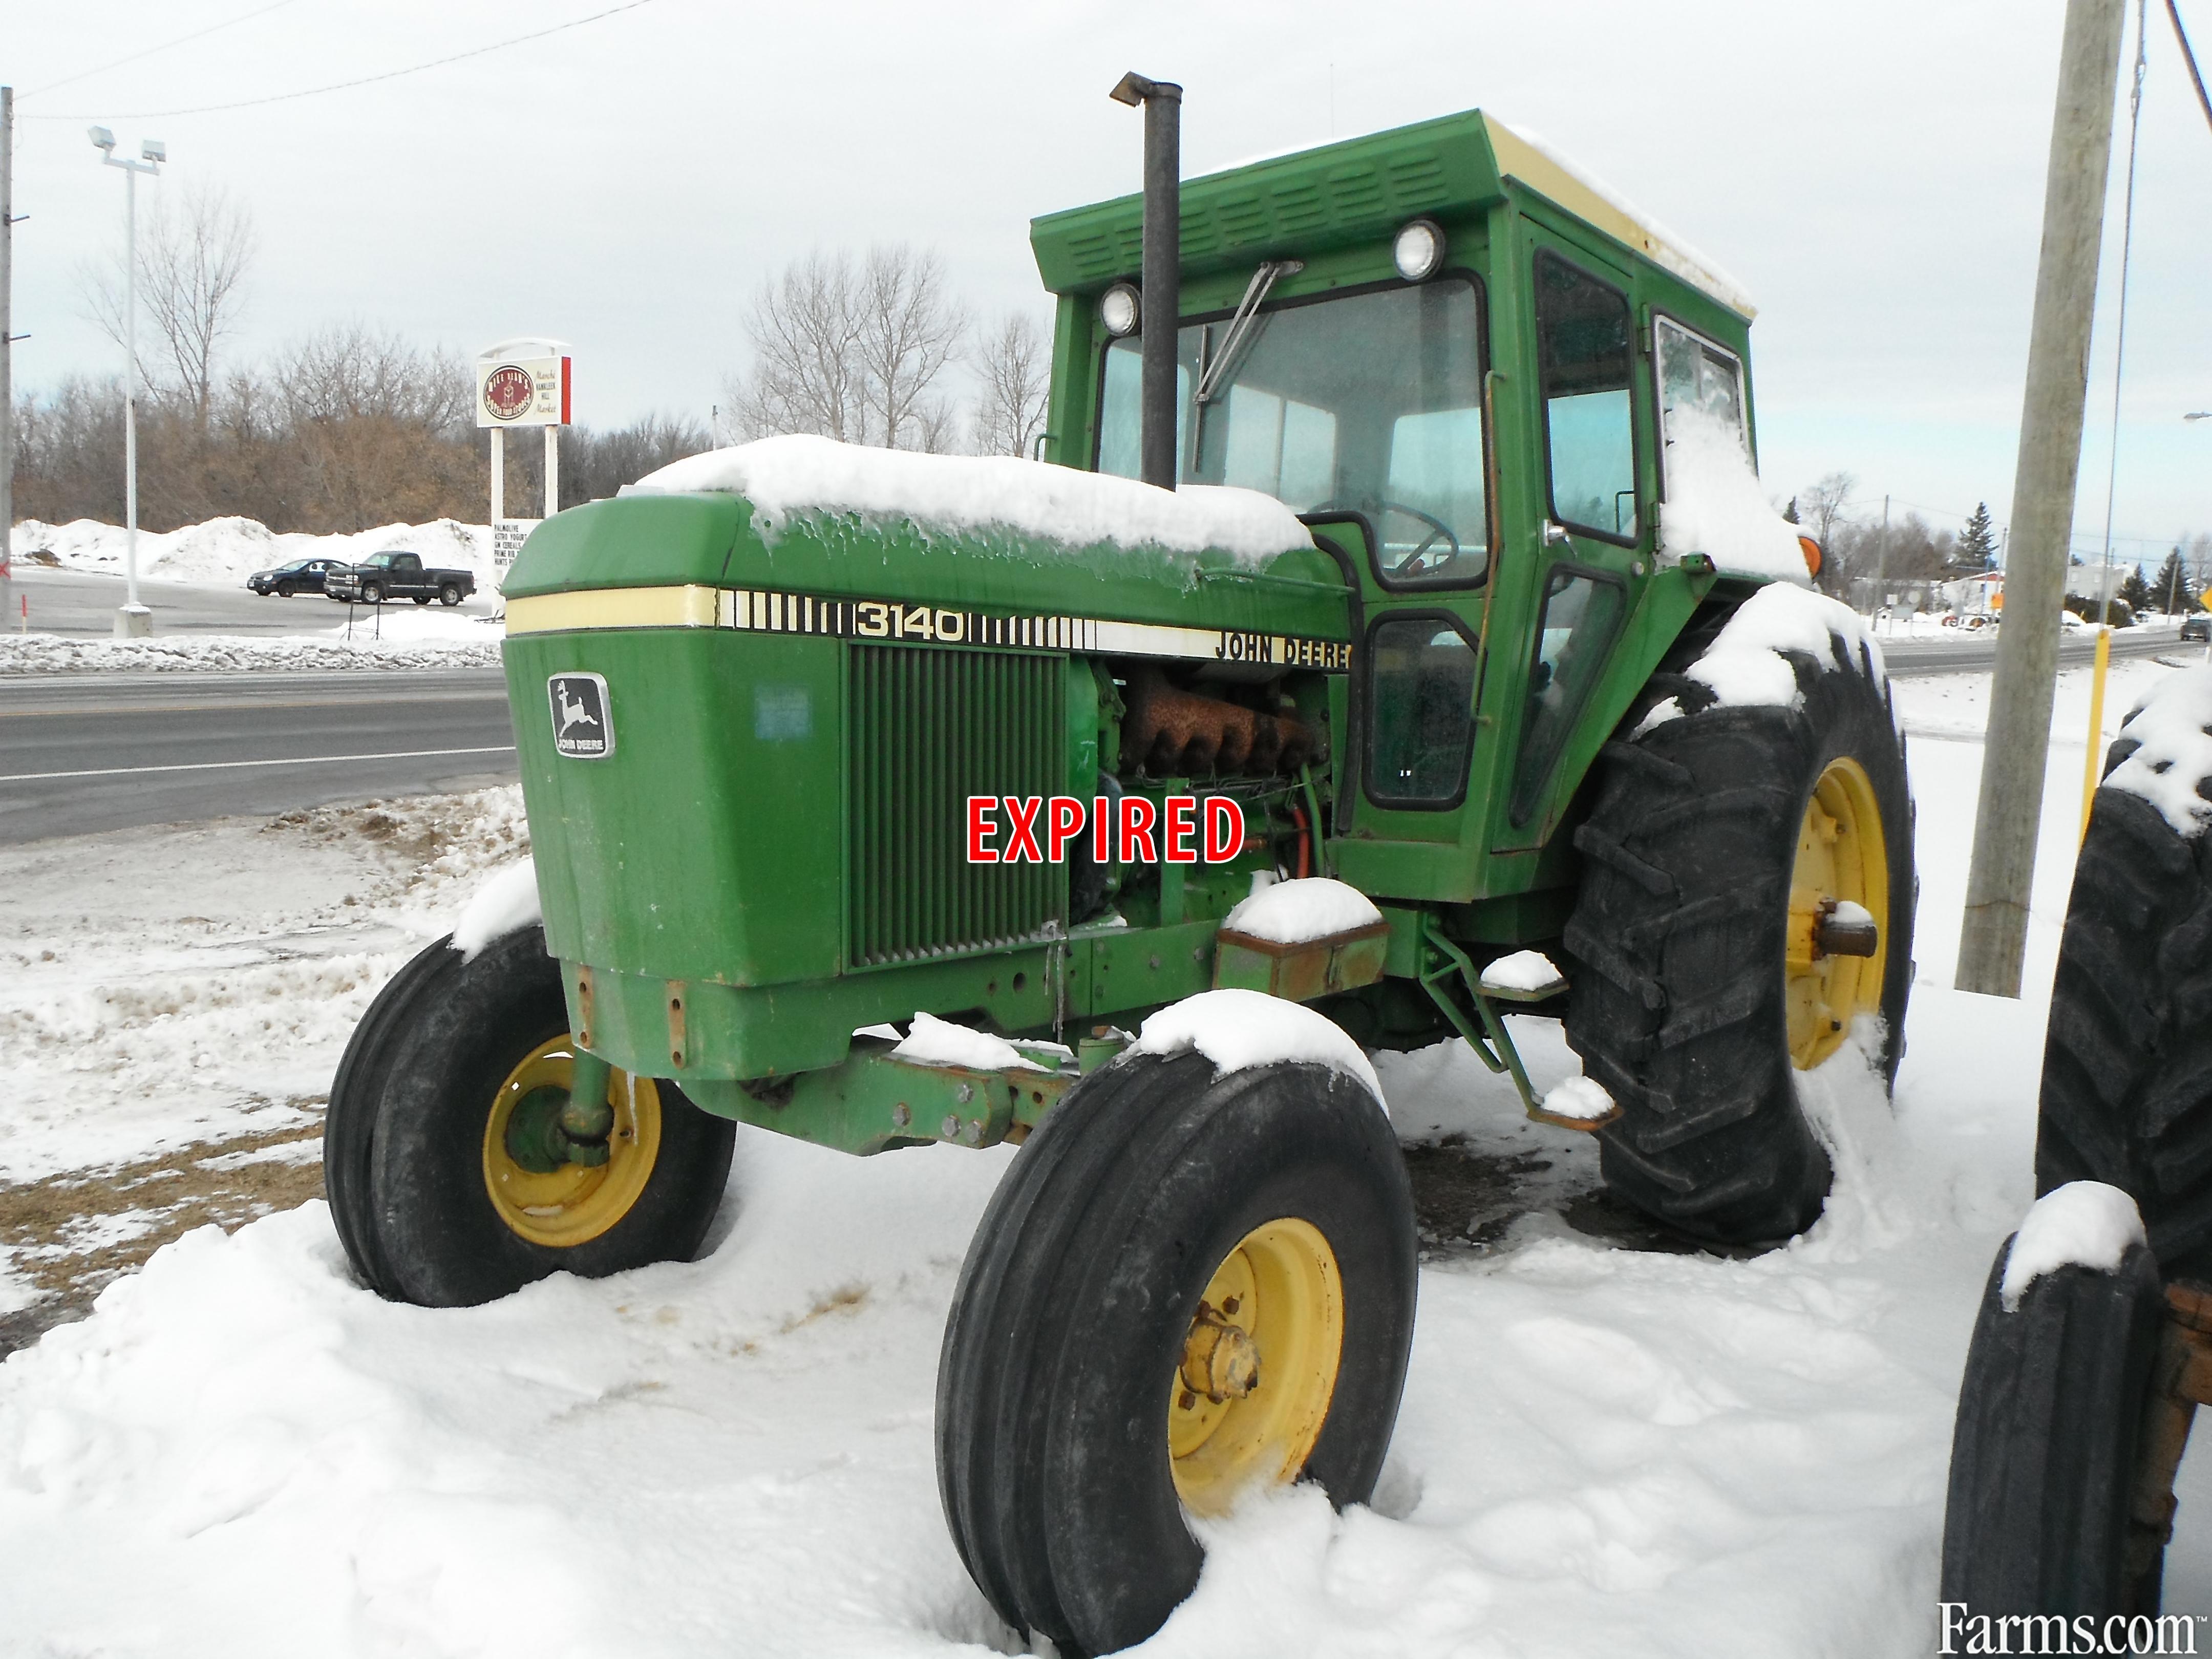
{"left": 4, "top": 0, "right": 2208, "bottom": 562}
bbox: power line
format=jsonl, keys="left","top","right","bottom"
{"left": 2167, "top": 0, "right": 2212, "bottom": 134}
{"left": 17, "top": 1, "right": 303, "bottom": 101}
{"left": 26, "top": 0, "right": 658, "bottom": 120}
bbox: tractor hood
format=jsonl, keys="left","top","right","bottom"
{"left": 500, "top": 436, "right": 1350, "bottom": 647}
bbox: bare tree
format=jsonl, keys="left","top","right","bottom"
{"left": 727, "top": 245, "right": 966, "bottom": 451}
{"left": 856, "top": 245, "right": 966, "bottom": 451}
{"left": 80, "top": 183, "right": 256, "bottom": 422}
{"left": 970, "top": 310, "right": 1051, "bottom": 458}
{"left": 727, "top": 250, "right": 869, "bottom": 442}
{"left": 1799, "top": 471, "right": 1856, "bottom": 547}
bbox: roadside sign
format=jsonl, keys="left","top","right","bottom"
{"left": 493, "top": 519, "right": 542, "bottom": 569}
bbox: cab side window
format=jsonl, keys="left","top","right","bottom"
{"left": 1534, "top": 252, "right": 1637, "bottom": 543}
{"left": 1366, "top": 615, "right": 1479, "bottom": 806}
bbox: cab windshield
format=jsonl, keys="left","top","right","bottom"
{"left": 1099, "top": 278, "right": 1489, "bottom": 585}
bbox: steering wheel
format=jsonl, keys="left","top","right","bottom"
{"left": 1312, "top": 498, "right": 1462, "bottom": 575}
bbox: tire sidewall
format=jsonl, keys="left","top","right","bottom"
{"left": 369, "top": 926, "right": 733, "bottom": 1306}
{"left": 1037, "top": 1061, "right": 1416, "bottom": 1648}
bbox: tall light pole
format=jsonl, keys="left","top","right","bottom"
{"left": 89, "top": 125, "right": 163, "bottom": 639}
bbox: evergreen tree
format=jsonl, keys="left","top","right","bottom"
{"left": 1956, "top": 501, "right": 1998, "bottom": 570}
{"left": 2153, "top": 547, "right": 2198, "bottom": 615}
{"left": 2119, "top": 564, "right": 2153, "bottom": 613}
{"left": 1783, "top": 497, "right": 1800, "bottom": 524}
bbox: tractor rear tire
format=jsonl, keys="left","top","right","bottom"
{"left": 1563, "top": 626, "right": 1912, "bottom": 1245}
{"left": 1939, "top": 1233, "right": 2170, "bottom": 1616}
{"left": 2037, "top": 779, "right": 2212, "bottom": 1282}
{"left": 324, "top": 926, "right": 736, "bottom": 1307}
{"left": 937, "top": 1049, "right": 1416, "bottom": 1656}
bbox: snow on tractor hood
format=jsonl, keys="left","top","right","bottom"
{"left": 627, "top": 435, "right": 1313, "bottom": 567}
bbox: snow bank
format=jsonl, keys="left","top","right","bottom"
{"left": 1129, "top": 987, "right": 1381, "bottom": 1100}
{"left": 890, "top": 1011, "right": 1046, "bottom": 1073}
{"left": 1998, "top": 1181, "right": 2147, "bottom": 1310}
{"left": 628, "top": 434, "right": 1313, "bottom": 564}
{"left": 1221, "top": 877, "right": 1384, "bottom": 944}
{"left": 1480, "top": 949, "right": 1563, "bottom": 994}
{"left": 451, "top": 858, "right": 543, "bottom": 961}
{"left": 1681, "top": 581, "right": 1884, "bottom": 711}
{"left": 2105, "top": 664, "right": 2212, "bottom": 835}
{"left": 0, "top": 631, "right": 499, "bottom": 677}
{"left": 1658, "top": 407, "right": 1809, "bottom": 583}
{"left": 14, "top": 516, "right": 497, "bottom": 590}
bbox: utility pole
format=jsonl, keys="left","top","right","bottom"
{"left": 2, "top": 86, "right": 15, "bottom": 588}
{"left": 1958, "top": 0, "right": 2128, "bottom": 998}
{"left": 1875, "top": 494, "right": 1890, "bottom": 615}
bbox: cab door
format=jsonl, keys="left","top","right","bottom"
{"left": 1491, "top": 227, "right": 1653, "bottom": 851}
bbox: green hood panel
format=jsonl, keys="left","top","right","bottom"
{"left": 503, "top": 493, "right": 1350, "bottom": 644}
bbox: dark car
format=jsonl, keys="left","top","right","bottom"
{"left": 2182, "top": 614, "right": 2209, "bottom": 643}
{"left": 325, "top": 550, "right": 476, "bottom": 606}
{"left": 247, "top": 557, "right": 346, "bottom": 598}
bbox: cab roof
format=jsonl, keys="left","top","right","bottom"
{"left": 1029, "top": 108, "right": 1753, "bottom": 319}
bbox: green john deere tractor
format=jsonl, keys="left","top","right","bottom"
{"left": 327, "top": 103, "right": 1913, "bottom": 1654}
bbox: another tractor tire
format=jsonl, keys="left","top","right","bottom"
{"left": 2036, "top": 780, "right": 2212, "bottom": 1282}
{"left": 1939, "top": 1233, "right": 2170, "bottom": 1617}
{"left": 323, "top": 926, "right": 736, "bottom": 1307}
{"left": 439, "top": 583, "right": 462, "bottom": 606}
{"left": 937, "top": 1049, "right": 1417, "bottom": 1656}
{"left": 1563, "top": 624, "right": 1912, "bottom": 1245}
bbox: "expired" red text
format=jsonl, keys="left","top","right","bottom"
{"left": 965, "top": 795, "right": 1247, "bottom": 864}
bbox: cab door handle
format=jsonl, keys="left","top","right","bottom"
{"left": 1543, "top": 521, "right": 1571, "bottom": 547}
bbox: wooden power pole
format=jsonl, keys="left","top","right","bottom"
{"left": 2, "top": 86, "right": 14, "bottom": 583}
{"left": 1957, "top": 0, "right": 2128, "bottom": 998}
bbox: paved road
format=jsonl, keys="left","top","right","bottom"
{"left": 0, "top": 668, "right": 517, "bottom": 843}
{"left": 0, "top": 564, "right": 498, "bottom": 637}
{"left": 1882, "top": 627, "right": 2194, "bottom": 676}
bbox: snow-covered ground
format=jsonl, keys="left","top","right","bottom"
{"left": 0, "top": 671, "right": 2204, "bottom": 1655}
{"left": 13, "top": 516, "right": 499, "bottom": 590}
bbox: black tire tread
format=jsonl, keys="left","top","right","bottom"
{"left": 2036, "top": 784, "right": 2212, "bottom": 1278}
{"left": 1562, "top": 627, "right": 1916, "bottom": 1245}
{"left": 1940, "top": 1237, "right": 2168, "bottom": 1613}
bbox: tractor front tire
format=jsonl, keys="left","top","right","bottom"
{"left": 1940, "top": 1233, "right": 2171, "bottom": 1615}
{"left": 2037, "top": 779, "right": 2212, "bottom": 1282}
{"left": 1564, "top": 628, "right": 1913, "bottom": 1245}
{"left": 323, "top": 926, "right": 736, "bottom": 1306}
{"left": 937, "top": 1049, "right": 1416, "bottom": 1656}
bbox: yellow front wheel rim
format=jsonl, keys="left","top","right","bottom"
{"left": 480, "top": 1035, "right": 661, "bottom": 1248}
{"left": 1785, "top": 757, "right": 1890, "bottom": 1069}
{"left": 1167, "top": 1217, "right": 1344, "bottom": 1516}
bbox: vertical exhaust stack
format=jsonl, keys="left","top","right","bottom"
{"left": 1110, "top": 73, "right": 1182, "bottom": 491}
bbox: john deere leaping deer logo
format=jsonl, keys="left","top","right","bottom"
{"left": 546, "top": 673, "right": 614, "bottom": 759}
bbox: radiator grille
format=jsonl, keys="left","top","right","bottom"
{"left": 848, "top": 645, "right": 1066, "bottom": 967}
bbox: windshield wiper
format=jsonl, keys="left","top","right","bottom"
{"left": 1194, "top": 259, "right": 1303, "bottom": 405}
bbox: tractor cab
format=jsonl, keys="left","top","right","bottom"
{"left": 1034, "top": 109, "right": 1780, "bottom": 907}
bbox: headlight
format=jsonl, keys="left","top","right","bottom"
{"left": 1393, "top": 218, "right": 1445, "bottom": 282}
{"left": 1099, "top": 282, "right": 1141, "bottom": 337}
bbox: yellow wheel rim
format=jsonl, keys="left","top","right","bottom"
{"left": 1785, "top": 757, "right": 1890, "bottom": 1069}
{"left": 1167, "top": 1217, "right": 1344, "bottom": 1517}
{"left": 479, "top": 1035, "right": 661, "bottom": 1248}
